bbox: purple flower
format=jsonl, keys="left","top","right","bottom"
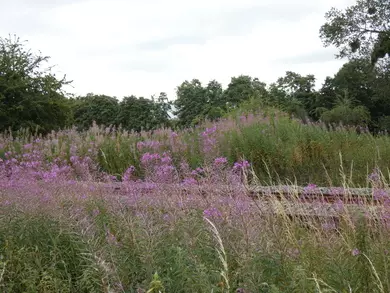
{"left": 203, "top": 207, "right": 222, "bottom": 218}
{"left": 373, "top": 189, "right": 388, "bottom": 201}
{"left": 233, "top": 160, "right": 250, "bottom": 171}
{"left": 140, "top": 152, "right": 160, "bottom": 165}
{"left": 214, "top": 157, "right": 228, "bottom": 166}
{"left": 182, "top": 177, "right": 198, "bottom": 185}
{"left": 333, "top": 199, "right": 344, "bottom": 212}
{"left": 352, "top": 248, "right": 360, "bottom": 256}
{"left": 123, "top": 166, "right": 136, "bottom": 182}
{"left": 368, "top": 168, "right": 380, "bottom": 182}
{"left": 160, "top": 153, "right": 172, "bottom": 164}
{"left": 303, "top": 183, "right": 318, "bottom": 194}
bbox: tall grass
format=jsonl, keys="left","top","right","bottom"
{"left": 1, "top": 165, "right": 390, "bottom": 292}
{"left": 1, "top": 107, "right": 390, "bottom": 186}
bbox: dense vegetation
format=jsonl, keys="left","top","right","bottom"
{"left": 1, "top": 118, "right": 390, "bottom": 292}
{"left": 2, "top": 108, "right": 390, "bottom": 187}
{"left": 1, "top": 0, "right": 390, "bottom": 292}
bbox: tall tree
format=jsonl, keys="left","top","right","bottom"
{"left": 174, "top": 79, "right": 207, "bottom": 127}
{"left": 0, "top": 35, "right": 72, "bottom": 133}
{"left": 223, "top": 75, "right": 268, "bottom": 109}
{"left": 269, "top": 71, "right": 318, "bottom": 120}
{"left": 118, "top": 95, "right": 170, "bottom": 132}
{"left": 202, "top": 80, "right": 225, "bottom": 121}
{"left": 151, "top": 92, "right": 172, "bottom": 128}
{"left": 71, "top": 93, "right": 120, "bottom": 130}
{"left": 318, "top": 57, "right": 390, "bottom": 130}
{"left": 319, "top": 0, "right": 390, "bottom": 64}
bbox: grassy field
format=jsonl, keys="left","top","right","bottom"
{"left": 1, "top": 108, "right": 390, "bottom": 292}
{"left": 1, "top": 170, "right": 390, "bottom": 292}
{"left": 1, "top": 106, "right": 390, "bottom": 186}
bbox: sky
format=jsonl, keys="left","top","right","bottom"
{"left": 0, "top": 0, "right": 355, "bottom": 100}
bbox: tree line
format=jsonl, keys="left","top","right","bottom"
{"left": 1, "top": 0, "right": 389, "bottom": 134}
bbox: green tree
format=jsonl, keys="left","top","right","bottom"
{"left": 151, "top": 92, "right": 172, "bottom": 128}
{"left": 321, "top": 59, "right": 375, "bottom": 109}
{"left": 269, "top": 71, "right": 318, "bottom": 120}
{"left": 320, "top": 90, "right": 371, "bottom": 127}
{"left": 118, "top": 95, "right": 170, "bottom": 132}
{"left": 0, "top": 35, "right": 72, "bottom": 133}
{"left": 174, "top": 79, "right": 207, "bottom": 127}
{"left": 202, "top": 80, "right": 225, "bottom": 121}
{"left": 318, "top": 58, "right": 390, "bottom": 130}
{"left": 223, "top": 75, "right": 268, "bottom": 109}
{"left": 319, "top": 0, "right": 390, "bottom": 64}
{"left": 71, "top": 93, "right": 120, "bottom": 130}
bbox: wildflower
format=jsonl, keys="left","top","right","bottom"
{"left": 321, "top": 221, "right": 337, "bottom": 230}
{"left": 214, "top": 157, "right": 228, "bottom": 166}
{"left": 373, "top": 189, "right": 388, "bottom": 201}
{"left": 233, "top": 160, "right": 250, "bottom": 171}
{"left": 123, "top": 166, "right": 136, "bottom": 182}
{"left": 203, "top": 207, "right": 222, "bottom": 218}
{"left": 182, "top": 177, "right": 198, "bottom": 185}
{"left": 368, "top": 168, "right": 380, "bottom": 183}
{"left": 333, "top": 199, "right": 344, "bottom": 212}
{"left": 352, "top": 248, "right": 360, "bottom": 256}
{"left": 106, "top": 230, "right": 119, "bottom": 246}
{"left": 140, "top": 152, "right": 161, "bottom": 167}
{"left": 137, "top": 140, "right": 161, "bottom": 151}
{"left": 70, "top": 156, "right": 79, "bottom": 163}
{"left": 303, "top": 183, "right": 318, "bottom": 194}
{"left": 160, "top": 152, "right": 172, "bottom": 164}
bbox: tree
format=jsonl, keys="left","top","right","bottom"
{"left": 223, "top": 75, "right": 268, "bottom": 109}
{"left": 318, "top": 57, "right": 390, "bottom": 130}
{"left": 174, "top": 79, "right": 207, "bottom": 127}
{"left": 71, "top": 93, "right": 120, "bottom": 130}
{"left": 118, "top": 95, "right": 170, "bottom": 132}
{"left": 0, "top": 35, "right": 72, "bottom": 133}
{"left": 202, "top": 80, "right": 225, "bottom": 121}
{"left": 320, "top": 90, "right": 371, "bottom": 127}
{"left": 269, "top": 71, "right": 318, "bottom": 120}
{"left": 151, "top": 92, "right": 172, "bottom": 128}
{"left": 323, "top": 59, "right": 376, "bottom": 108}
{"left": 319, "top": 0, "right": 390, "bottom": 64}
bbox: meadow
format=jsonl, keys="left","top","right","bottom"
{"left": 1, "top": 107, "right": 390, "bottom": 292}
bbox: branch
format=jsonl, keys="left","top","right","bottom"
{"left": 357, "top": 27, "right": 385, "bottom": 35}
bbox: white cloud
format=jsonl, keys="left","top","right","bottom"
{"left": 0, "top": 0, "right": 355, "bottom": 100}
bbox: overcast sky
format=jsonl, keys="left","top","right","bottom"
{"left": 1, "top": 0, "right": 354, "bottom": 100}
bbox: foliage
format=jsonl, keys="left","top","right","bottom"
{"left": 269, "top": 71, "right": 318, "bottom": 120}
{"left": 0, "top": 35, "right": 72, "bottom": 134}
{"left": 173, "top": 76, "right": 268, "bottom": 127}
{"left": 223, "top": 75, "right": 268, "bottom": 109}
{"left": 174, "top": 79, "right": 208, "bottom": 127}
{"left": 118, "top": 94, "right": 171, "bottom": 132}
{"left": 71, "top": 93, "right": 120, "bottom": 131}
{"left": 320, "top": 104, "right": 371, "bottom": 127}
{"left": 318, "top": 58, "right": 390, "bottom": 130}
{"left": 1, "top": 149, "right": 390, "bottom": 292}
{"left": 319, "top": 0, "right": 390, "bottom": 64}
{"left": 3, "top": 108, "right": 390, "bottom": 186}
